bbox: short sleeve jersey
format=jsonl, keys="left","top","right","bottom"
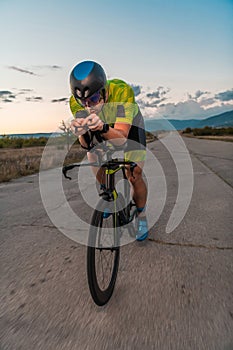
{"left": 69, "top": 79, "right": 139, "bottom": 126}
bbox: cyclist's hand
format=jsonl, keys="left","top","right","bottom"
{"left": 87, "top": 113, "right": 104, "bottom": 132}
{"left": 71, "top": 118, "right": 87, "bottom": 136}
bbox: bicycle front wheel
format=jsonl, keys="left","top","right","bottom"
{"left": 87, "top": 199, "right": 120, "bottom": 306}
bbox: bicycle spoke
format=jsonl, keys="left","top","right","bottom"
{"left": 87, "top": 199, "right": 120, "bottom": 305}
{"left": 94, "top": 214, "right": 117, "bottom": 290}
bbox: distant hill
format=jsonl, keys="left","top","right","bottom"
{"left": 145, "top": 110, "right": 233, "bottom": 132}
{"left": 195, "top": 110, "right": 233, "bottom": 128}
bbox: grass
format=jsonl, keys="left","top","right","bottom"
{"left": 0, "top": 132, "right": 156, "bottom": 183}
{"left": 0, "top": 144, "right": 85, "bottom": 183}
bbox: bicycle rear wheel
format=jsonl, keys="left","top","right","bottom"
{"left": 87, "top": 199, "right": 120, "bottom": 306}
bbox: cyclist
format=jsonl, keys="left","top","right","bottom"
{"left": 69, "top": 60, "right": 148, "bottom": 241}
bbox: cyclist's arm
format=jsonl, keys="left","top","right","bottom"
{"left": 83, "top": 113, "right": 131, "bottom": 146}
{"left": 69, "top": 97, "right": 92, "bottom": 148}
{"left": 88, "top": 115, "right": 130, "bottom": 145}
{"left": 70, "top": 118, "right": 90, "bottom": 149}
{"left": 102, "top": 122, "right": 130, "bottom": 145}
{"left": 78, "top": 134, "right": 88, "bottom": 148}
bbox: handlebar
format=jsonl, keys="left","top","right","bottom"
{"left": 63, "top": 160, "right": 137, "bottom": 180}
{"left": 64, "top": 121, "right": 136, "bottom": 180}
{"left": 62, "top": 147, "right": 137, "bottom": 180}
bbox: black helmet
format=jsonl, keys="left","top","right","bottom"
{"left": 70, "top": 61, "right": 107, "bottom": 100}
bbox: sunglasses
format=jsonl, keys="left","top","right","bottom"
{"left": 79, "top": 91, "right": 102, "bottom": 106}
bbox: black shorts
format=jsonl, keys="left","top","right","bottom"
{"left": 124, "top": 108, "right": 146, "bottom": 162}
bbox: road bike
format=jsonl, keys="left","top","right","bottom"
{"left": 63, "top": 134, "right": 138, "bottom": 306}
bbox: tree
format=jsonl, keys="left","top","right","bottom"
{"left": 184, "top": 127, "right": 192, "bottom": 134}
{"left": 59, "top": 120, "right": 72, "bottom": 151}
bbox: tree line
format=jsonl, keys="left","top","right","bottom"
{"left": 183, "top": 126, "right": 233, "bottom": 136}
{"left": 0, "top": 135, "right": 49, "bottom": 148}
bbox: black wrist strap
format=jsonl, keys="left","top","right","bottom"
{"left": 79, "top": 132, "right": 92, "bottom": 151}
{"left": 80, "top": 144, "right": 90, "bottom": 150}
{"left": 94, "top": 131, "right": 104, "bottom": 143}
{"left": 80, "top": 131, "right": 104, "bottom": 151}
{"left": 100, "top": 123, "right": 110, "bottom": 134}
{"left": 83, "top": 132, "right": 91, "bottom": 146}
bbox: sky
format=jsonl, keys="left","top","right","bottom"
{"left": 0, "top": 0, "right": 233, "bottom": 134}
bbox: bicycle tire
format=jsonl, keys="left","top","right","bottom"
{"left": 87, "top": 199, "right": 120, "bottom": 306}
{"left": 117, "top": 192, "right": 137, "bottom": 238}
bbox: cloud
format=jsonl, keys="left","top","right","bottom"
{"left": 0, "top": 90, "right": 17, "bottom": 103}
{"left": 2, "top": 98, "right": 14, "bottom": 103}
{"left": 215, "top": 89, "right": 233, "bottom": 102}
{"left": 135, "top": 86, "right": 170, "bottom": 109}
{"left": 185, "top": 88, "right": 233, "bottom": 110}
{"left": 51, "top": 65, "right": 62, "bottom": 69}
{"left": 198, "top": 97, "right": 217, "bottom": 107}
{"left": 138, "top": 86, "right": 233, "bottom": 120}
{"left": 141, "top": 99, "right": 233, "bottom": 120}
{"left": 25, "top": 96, "right": 43, "bottom": 102}
{"left": 0, "top": 89, "right": 42, "bottom": 106}
{"left": 17, "top": 89, "right": 34, "bottom": 96}
{"left": 33, "top": 65, "right": 62, "bottom": 70}
{"left": 146, "top": 86, "right": 170, "bottom": 100}
{"left": 188, "top": 90, "right": 209, "bottom": 100}
{"left": 150, "top": 100, "right": 204, "bottom": 119}
{"left": 130, "top": 84, "right": 141, "bottom": 96}
{"left": 137, "top": 98, "right": 167, "bottom": 108}
{"left": 8, "top": 66, "right": 37, "bottom": 76}
{"left": 146, "top": 91, "right": 160, "bottom": 98}
{"left": 192, "top": 88, "right": 233, "bottom": 108}
{"left": 0, "top": 90, "right": 12, "bottom": 97}
{"left": 19, "top": 88, "right": 34, "bottom": 92}
{"left": 46, "top": 65, "right": 62, "bottom": 70}
{"left": 51, "top": 97, "right": 68, "bottom": 103}
{"left": 7, "top": 65, "right": 62, "bottom": 79}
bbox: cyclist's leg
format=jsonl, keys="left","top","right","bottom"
{"left": 124, "top": 151, "right": 149, "bottom": 241}
{"left": 87, "top": 152, "right": 106, "bottom": 186}
{"left": 124, "top": 108, "right": 147, "bottom": 210}
{"left": 124, "top": 160, "right": 147, "bottom": 210}
{"left": 124, "top": 148, "right": 147, "bottom": 209}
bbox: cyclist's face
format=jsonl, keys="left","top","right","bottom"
{"left": 82, "top": 98, "right": 101, "bottom": 107}
{"left": 86, "top": 99, "right": 104, "bottom": 114}
{"left": 80, "top": 91, "right": 102, "bottom": 107}
{"left": 80, "top": 90, "right": 105, "bottom": 113}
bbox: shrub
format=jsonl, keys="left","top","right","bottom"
{"left": 192, "top": 126, "right": 233, "bottom": 136}
{"left": 0, "top": 136, "right": 49, "bottom": 148}
{"left": 183, "top": 127, "right": 192, "bottom": 133}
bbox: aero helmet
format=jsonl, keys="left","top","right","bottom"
{"left": 70, "top": 61, "right": 107, "bottom": 101}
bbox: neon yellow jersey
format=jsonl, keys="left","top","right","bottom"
{"left": 69, "top": 79, "right": 139, "bottom": 125}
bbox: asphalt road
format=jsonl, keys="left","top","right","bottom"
{"left": 1, "top": 136, "right": 233, "bottom": 350}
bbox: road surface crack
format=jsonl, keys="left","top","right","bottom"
{"left": 190, "top": 151, "right": 233, "bottom": 188}
{"left": 192, "top": 153, "right": 233, "bottom": 162}
{"left": 148, "top": 238, "right": 233, "bottom": 250}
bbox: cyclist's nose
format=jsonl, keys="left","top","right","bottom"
{"left": 83, "top": 99, "right": 93, "bottom": 107}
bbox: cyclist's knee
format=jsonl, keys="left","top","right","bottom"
{"left": 127, "top": 165, "right": 143, "bottom": 184}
